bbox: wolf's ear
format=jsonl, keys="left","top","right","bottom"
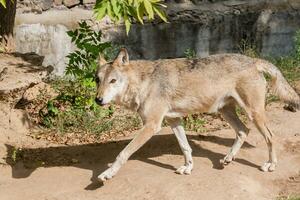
{"left": 114, "top": 48, "right": 129, "bottom": 66}
{"left": 98, "top": 55, "right": 107, "bottom": 66}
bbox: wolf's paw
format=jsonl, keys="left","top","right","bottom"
{"left": 175, "top": 164, "right": 193, "bottom": 175}
{"left": 220, "top": 155, "right": 234, "bottom": 167}
{"left": 260, "top": 162, "right": 276, "bottom": 172}
{"left": 98, "top": 167, "right": 116, "bottom": 182}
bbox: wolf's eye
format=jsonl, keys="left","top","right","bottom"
{"left": 110, "top": 79, "right": 117, "bottom": 84}
{"left": 95, "top": 77, "right": 100, "bottom": 84}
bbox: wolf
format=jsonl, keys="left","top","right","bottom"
{"left": 95, "top": 48, "right": 300, "bottom": 182}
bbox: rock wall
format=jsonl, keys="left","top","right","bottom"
{"left": 14, "top": 0, "right": 300, "bottom": 76}
{"left": 15, "top": 23, "right": 72, "bottom": 76}
{"left": 117, "top": 8, "right": 300, "bottom": 59}
{"left": 17, "top": 0, "right": 95, "bottom": 13}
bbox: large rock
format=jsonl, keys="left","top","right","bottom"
{"left": 14, "top": 24, "right": 72, "bottom": 76}
{"left": 0, "top": 53, "right": 48, "bottom": 104}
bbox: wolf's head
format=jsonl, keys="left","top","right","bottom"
{"left": 95, "top": 48, "right": 130, "bottom": 106}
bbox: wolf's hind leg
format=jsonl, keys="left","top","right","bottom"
{"left": 219, "top": 104, "right": 250, "bottom": 166}
{"left": 252, "top": 111, "right": 277, "bottom": 172}
{"left": 167, "top": 118, "right": 193, "bottom": 175}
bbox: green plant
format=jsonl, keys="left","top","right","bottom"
{"left": 277, "top": 196, "right": 300, "bottom": 200}
{"left": 184, "top": 48, "right": 197, "bottom": 59}
{"left": 269, "top": 57, "right": 300, "bottom": 83}
{"left": 66, "top": 21, "right": 110, "bottom": 85}
{"left": 182, "top": 114, "right": 206, "bottom": 132}
{"left": 94, "top": 0, "right": 168, "bottom": 34}
{"left": 11, "top": 147, "right": 23, "bottom": 163}
{"left": 294, "top": 30, "right": 300, "bottom": 61}
{"left": 238, "top": 39, "right": 259, "bottom": 58}
{"left": 0, "top": 0, "right": 6, "bottom": 7}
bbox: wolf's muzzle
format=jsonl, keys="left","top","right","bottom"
{"left": 95, "top": 97, "right": 104, "bottom": 106}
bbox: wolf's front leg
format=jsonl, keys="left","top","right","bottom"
{"left": 167, "top": 118, "right": 193, "bottom": 175}
{"left": 98, "top": 122, "right": 162, "bottom": 182}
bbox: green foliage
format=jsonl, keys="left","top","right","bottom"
{"left": 294, "top": 30, "right": 300, "bottom": 61}
{"left": 277, "top": 196, "right": 300, "bottom": 200}
{"left": 66, "top": 21, "right": 110, "bottom": 83}
{"left": 184, "top": 48, "right": 197, "bottom": 59}
{"left": 238, "top": 39, "right": 259, "bottom": 58}
{"left": 11, "top": 147, "right": 23, "bottom": 163}
{"left": 270, "top": 57, "right": 300, "bottom": 82}
{"left": 0, "top": 0, "right": 6, "bottom": 8}
{"left": 94, "top": 0, "right": 168, "bottom": 34}
{"left": 182, "top": 115, "right": 206, "bottom": 132}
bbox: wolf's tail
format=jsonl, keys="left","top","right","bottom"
{"left": 256, "top": 59, "right": 300, "bottom": 109}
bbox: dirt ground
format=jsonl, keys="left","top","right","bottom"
{"left": 0, "top": 102, "right": 299, "bottom": 200}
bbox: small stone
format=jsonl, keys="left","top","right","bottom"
{"left": 40, "top": 0, "right": 53, "bottom": 11}
{"left": 63, "top": 0, "right": 80, "bottom": 8}
{"left": 54, "top": 0, "right": 63, "bottom": 6}
{"left": 71, "top": 158, "right": 79, "bottom": 163}
{"left": 83, "top": 0, "right": 95, "bottom": 4}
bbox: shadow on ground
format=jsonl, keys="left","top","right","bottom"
{"left": 5, "top": 133, "right": 258, "bottom": 190}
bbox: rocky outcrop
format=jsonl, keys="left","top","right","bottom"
{"left": 17, "top": 0, "right": 90, "bottom": 13}
{"left": 0, "top": 53, "right": 50, "bottom": 135}
{"left": 113, "top": 1, "right": 300, "bottom": 59}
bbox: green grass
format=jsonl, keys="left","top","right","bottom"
{"left": 269, "top": 56, "right": 300, "bottom": 83}
{"left": 277, "top": 196, "right": 300, "bottom": 200}
{"left": 182, "top": 114, "right": 207, "bottom": 132}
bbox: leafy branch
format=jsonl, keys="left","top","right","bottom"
{"left": 0, "top": 0, "right": 6, "bottom": 8}
{"left": 94, "top": 0, "right": 168, "bottom": 34}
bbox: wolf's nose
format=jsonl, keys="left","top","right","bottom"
{"left": 95, "top": 97, "right": 103, "bottom": 105}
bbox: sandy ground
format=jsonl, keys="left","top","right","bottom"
{"left": 0, "top": 102, "right": 299, "bottom": 200}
